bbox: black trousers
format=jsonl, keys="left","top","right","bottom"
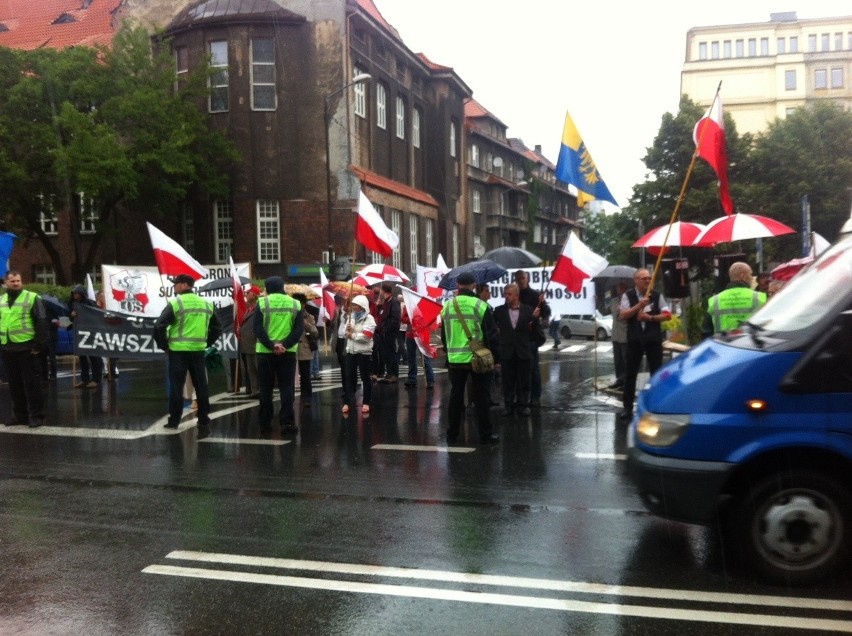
{"left": 2, "top": 348, "right": 44, "bottom": 423}
{"left": 167, "top": 350, "right": 209, "bottom": 427}
{"left": 297, "top": 359, "right": 312, "bottom": 399}
{"left": 622, "top": 340, "right": 664, "bottom": 412}
{"left": 258, "top": 352, "right": 297, "bottom": 429}
{"left": 447, "top": 364, "right": 493, "bottom": 440}
{"left": 342, "top": 352, "right": 373, "bottom": 405}
{"left": 501, "top": 355, "right": 531, "bottom": 409}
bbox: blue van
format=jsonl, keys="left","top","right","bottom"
{"left": 627, "top": 232, "right": 852, "bottom": 585}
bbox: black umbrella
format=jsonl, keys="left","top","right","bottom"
{"left": 197, "top": 276, "right": 251, "bottom": 293}
{"left": 40, "top": 294, "right": 70, "bottom": 317}
{"left": 439, "top": 259, "right": 508, "bottom": 290}
{"left": 481, "top": 246, "right": 543, "bottom": 269}
{"left": 593, "top": 265, "right": 637, "bottom": 282}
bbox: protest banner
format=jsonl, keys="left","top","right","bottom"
{"left": 484, "top": 266, "right": 596, "bottom": 315}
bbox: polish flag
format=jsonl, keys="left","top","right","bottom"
{"left": 356, "top": 191, "right": 399, "bottom": 258}
{"left": 230, "top": 256, "right": 247, "bottom": 339}
{"left": 551, "top": 232, "right": 608, "bottom": 293}
{"left": 400, "top": 287, "right": 442, "bottom": 358}
{"left": 85, "top": 273, "right": 97, "bottom": 301}
{"left": 146, "top": 222, "right": 209, "bottom": 280}
{"left": 693, "top": 96, "right": 734, "bottom": 215}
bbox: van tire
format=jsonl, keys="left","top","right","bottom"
{"left": 730, "top": 470, "right": 851, "bottom": 585}
{"left": 595, "top": 327, "right": 608, "bottom": 341}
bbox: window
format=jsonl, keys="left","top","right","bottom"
{"left": 473, "top": 234, "right": 482, "bottom": 256}
{"left": 209, "top": 40, "right": 228, "bottom": 112}
{"left": 711, "top": 41, "right": 719, "bottom": 59}
{"left": 38, "top": 194, "right": 57, "bottom": 235}
{"left": 534, "top": 223, "right": 542, "bottom": 243}
{"left": 256, "top": 200, "right": 280, "bottom": 263}
{"left": 748, "top": 38, "right": 756, "bottom": 56}
{"left": 815, "top": 69, "right": 827, "bottom": 89}
{"left": 777, "top": 37, "right": 785, "bottom": 54}
{"left": 831, "top": 68, "right": 844, "bottom": 89}
{"left": 213, "top": 200, "right": 233, "bottom": 263}
{"left": 412, "top": 107, "right": 421, "bottom": 148}
{"left": 452, "top": 224, "right": 459, "bottom": 267}
{"left": 760, "top": 38, "right": 769, "bottom": 56}
{"left": 808, "top": 34, "right": 817, "bottom": 52}
{"left": 78, "top": 193, "right": 97, "bottom": 234}
{"left": 698, "top": 42, "right": 707, "bottom": 60}
{"left": 735, "top": 39, "right": 744, "bottom": 57}
{"left": 723, "top": 40, "right": 731, "bottom": 57}
{"left": 472, "top": 190, "right": 481, "bottom": 214}
{"left": 174, "top": 46, "right": 188, "bottom": 93}
{"left": 821, "top": 33, "right": 829, "bottom": 51}
{"left": 835, "top": 33, "right": 843, "bottom": 50}
{"left": 785, "top": 70, "right": 796, "bottom": 90}
{"left": 409, "top": 215, "right": 418, "bottom": 272}
{"left": 391, "top": 210, "right": 401, "bottom": 270}
{"left": 181, "top": 206, "right": 195, "bottom": 253}
{"left": 790, "top": 36, "right": 798, "bottom": 52}
{"left": 470, "top": 144, "right": 479, "bottom": 168}
{"left": 376, "top": 83, "right": 386, "bottom": 129}
{"left": 395, "top": 96, "right": 405, "bottom": 139}
{"left": 353, "top": 67, "right": 367, "bottom": 118}
{"left": 250, "top": 38, "right": 275, "bottom": 110}
{"left": 485, "top": 152, "right": 493, "bottom": 172}
{"left": 449, "top": 121, "right": 457, "bottom": 158}
{"left": 849, "top": 32, "right": 852, "bottom": 51}
{"left": 33, "top": 265, "right": 56, "bottom": 285}
{"left": 424, "top": 219, "right": 434, "bottom": 266}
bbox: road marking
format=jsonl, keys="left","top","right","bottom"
{"left": 371, "top": 444, "right": 475, "bottom": 453}
{"left": 143, "top": 556, "right": 852, "bottom": 630}
{"left": 564, "top": 345, "right": 586, "bottom": 353}
{"left": 0, "top": 426, "right": 146, "bottom": 439}
{"left": 198, "top": 437, "right": 290, "bottom": 446}
{"left": 575, "top": 452, "right": 627, "bottom": 461}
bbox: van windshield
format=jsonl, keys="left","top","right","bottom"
{"left": 748, "top": 234, "right": 852, "bottom": 333}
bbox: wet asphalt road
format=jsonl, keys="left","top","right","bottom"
{"left": 1, "top": 344, "right": 851, "bottom": 635}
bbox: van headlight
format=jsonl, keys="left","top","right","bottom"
{"left": 636, "top": 413, "right": 690, "bottom": 447}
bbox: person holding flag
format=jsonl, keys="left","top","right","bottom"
{"left": 400, "top": 287, "right": 441, "bottom": 390}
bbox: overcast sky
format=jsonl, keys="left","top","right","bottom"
{"left": 376, "top": 1, "right": 849, "bottom": 210}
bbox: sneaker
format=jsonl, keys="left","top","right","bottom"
{"left": 85, "top": 381, "right": 100, "bottom": 389}
{"left": 164, "top": 421, "right": 180, "bottom": 429}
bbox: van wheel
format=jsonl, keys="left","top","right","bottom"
{"left": 595, "top": 327, "right": 608, "bottom": 341}
{"left": 560, "top": 326, "right": 572, "bottom": 340}
{"left": 731, "top": 471, "right": 851, "bottom": 585}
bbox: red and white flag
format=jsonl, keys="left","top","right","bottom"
{"left": 400, "top": 287, "right": 442, "bottom": 358}
{"left": 146, "top": 222, "right": 209, "bottom": 280}
{"left": 356, "top": 191, "right": 399, "bottom": 258}
{"left": 693, "top": 95, "right": 734, "bottom": 215}
{"left": 551, "top": 232, "right": 608, "bottom": 293}
{"left": 85, "top": 273, "right": 97, "bottom": 302}
{"left": 230, "top": 256, "right": 247, "bottom": 339}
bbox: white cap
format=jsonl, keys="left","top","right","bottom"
{"left": 351, "top": 295, "right": 370, "bottom": 311}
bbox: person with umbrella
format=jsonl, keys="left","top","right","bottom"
{"left": 0, "top": 270, "right": 48, "bottom": 428}
{"left": 513, "top": 270, "right": 550, "bottom": 407}
{"left": 702, "top": 261, "right": 766, "bottom": 337}
{"left": 440, "top": 271, "right": 499, "bottom": 445}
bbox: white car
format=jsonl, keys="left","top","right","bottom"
{"left": 559, "top": 310, "right": 612, "bottom": 340}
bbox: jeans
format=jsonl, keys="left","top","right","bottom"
{"left": 167, "top": 350, "right": 209, "bottom": 427}
{"left": 310, "top": 349, "right": 320, "bottom": 376}
{"left": 548, "top": 320, "right": 561, "bottom": 347}
{"left": 258, "top": 352, "right": 297, "bottom": 429}
{"left": 405, "top": 338, "right": 434, "bottom": 384}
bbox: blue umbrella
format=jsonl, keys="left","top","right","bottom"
{"left": 439, "top": 259, "right": 508, "bottom": 290}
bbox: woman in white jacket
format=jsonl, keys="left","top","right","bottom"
{"left": 341, "top": 294, "right": 376, "bottom": 415}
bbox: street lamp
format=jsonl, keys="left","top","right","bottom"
{"left": 324, "top": 72, "right": 372, "bottom": 266}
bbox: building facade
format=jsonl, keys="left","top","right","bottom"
{"left": 682, "top": 12, "right": 852, "bottom": 135}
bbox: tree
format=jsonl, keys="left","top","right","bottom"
{"left": 0, "top": 27, "right": 239, "bottom": 284}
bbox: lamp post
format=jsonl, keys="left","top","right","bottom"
{"left": 324, "top": 72, "right": 371, "bottom": 266}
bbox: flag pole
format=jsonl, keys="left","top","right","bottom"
{"left": 646, "top": 81, "right": 722, "bottom": 299}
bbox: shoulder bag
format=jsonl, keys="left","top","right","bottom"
{"left": 453, "top": 298, "right": 494, "bottom": 374}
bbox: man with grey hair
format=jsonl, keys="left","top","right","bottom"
{"left": 704, "top": 261, "right": 766, "bottom": 336}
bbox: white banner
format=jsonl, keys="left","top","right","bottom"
{"left": 484, "top": 266, "right": 596, "bottom": 317}
{"left": 101, "top": 263, "right": 251, "bottom": 318}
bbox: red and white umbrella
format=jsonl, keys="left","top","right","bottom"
{"left": 632, "top": 221, "right": 707, "bottom": 248}
{"left": 354, "top": 263, "right": 410, "bottom": 284}
{"left": 692, "top": 213, "right": 795, "bottom": 247}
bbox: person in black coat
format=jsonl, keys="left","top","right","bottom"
{"left": 493, "top": 283, "right": 539, "bottom": 416}
{"left": 68, "top": 285, "right": 102, "bottom": 389}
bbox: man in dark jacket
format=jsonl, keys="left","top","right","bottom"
{"left": 374, "top": 281, "right": 401, "bottom": 383}
{"left": 69, "top": 284, "right": 103, "bottom": 388}
{"left": 493, "top": 283, "right": 538, "bottom": 416}
{"left": 514, "top": 270, "right": 550, "bottom": 406}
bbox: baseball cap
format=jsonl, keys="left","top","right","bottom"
{"left": 172, "top": 274, "right": 196, "bottom": 286}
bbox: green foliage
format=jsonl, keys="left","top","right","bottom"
{"left": 0, "top": 26, "right": 239, "bottom": 283}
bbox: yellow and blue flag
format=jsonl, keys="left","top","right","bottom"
{"left": 554, "top": 112, "right": 618, "bottom": 207}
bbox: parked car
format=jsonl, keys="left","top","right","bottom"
{"left": 627, "top": 232, "right": 852, "bottom": 585}
{"left": 559, "top": 310, "right": 612, "bottom": 340}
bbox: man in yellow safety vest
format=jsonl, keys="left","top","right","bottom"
{"left": 705, "top": 262, "right": 767, "bottom": 335}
